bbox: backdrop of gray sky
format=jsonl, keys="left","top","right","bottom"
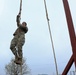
{"left": 0, "top": 0, "right": 76, "bottom": 75}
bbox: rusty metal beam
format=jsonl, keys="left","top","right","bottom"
{"left": 62, "top": 55, "right": 74, "bottom": 75}
{"left": 62, "top": 0, "right": 76, "bottom": 74}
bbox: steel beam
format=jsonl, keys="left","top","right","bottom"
{"left": 62, "top": 0, "right": 76, "bottom": 74}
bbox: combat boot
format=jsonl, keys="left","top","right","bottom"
{"left": 14, "top": 57, "right": 23, "bottom": 65}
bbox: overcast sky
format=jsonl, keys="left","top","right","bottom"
{"left": 0, "top": 0, "right": 76, "bottom": 75}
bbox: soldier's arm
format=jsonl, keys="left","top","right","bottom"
{"left": 16, "top": 14, "right": 21, "bottom": 27}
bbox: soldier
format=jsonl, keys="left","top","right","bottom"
{"left": 10, "top": 13, "right": 28, "bottom": 65}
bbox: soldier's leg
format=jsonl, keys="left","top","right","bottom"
{"left": 17, "top": 34, "right": 25, "bottom": 64}
{"left": 10, "top": 35, "right": 18, "bottom": 57}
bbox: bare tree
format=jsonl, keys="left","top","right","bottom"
{"left": 5, "top": 58, "right": 31, "bottom": 75}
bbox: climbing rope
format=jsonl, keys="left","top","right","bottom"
{"left": 19, "top": 0, "right": 22, "bottom": 19}
{"left": 20, "top": 64, "right": 22, "bottom": 75}
{"left": 19, "top": 0, "right": 23, "bottom": 75}
{"left": 43, "top": 0, "right": 58, "bottom": 75}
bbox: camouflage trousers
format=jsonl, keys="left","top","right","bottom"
{"left": 10, "top": 32, "right": 25, "bottom": 59}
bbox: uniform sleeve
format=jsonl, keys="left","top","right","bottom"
{"left": 16, "top": 15, "right": 21, "bottom": 27}
{"left": 13, "top": 28, "right": 19, "bottom": 36}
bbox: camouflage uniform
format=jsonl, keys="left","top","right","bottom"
{"left": 10, "top": 15, "right": 28, "bottom": 64}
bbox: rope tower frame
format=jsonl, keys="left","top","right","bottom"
{"left": 44, "top": 0, "right": 76, "bottom": 74}
{"left": 62, "top": 0, "right": 76, "bottom": 74}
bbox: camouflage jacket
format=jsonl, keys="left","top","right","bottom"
{"left": 13, "top": 25, "right": 28, "bottom": 36}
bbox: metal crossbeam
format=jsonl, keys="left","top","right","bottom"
{"left": 62, "top": 0, "right": 76, "bottom": 74}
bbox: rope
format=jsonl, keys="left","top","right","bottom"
{"left": 43, "top": 0, "right": 58, "bottom": 75}
{"left": 19, "top": 0, "right": 23, "bottom": 75}
{"left": 20, "top": 65, "right": 22, "bottom": 75}
{"left": 19, "top": 0, "right": 22, "bottom": 19}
